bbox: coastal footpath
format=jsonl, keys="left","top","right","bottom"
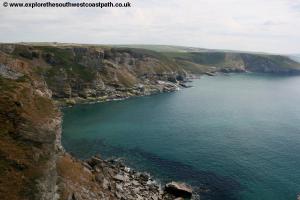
{"left": 0, "top": 43, "right": 300, "bottom": 200}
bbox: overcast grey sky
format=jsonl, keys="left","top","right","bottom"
{"left": 0, "top": 0, "right": 300, "bottom": 54}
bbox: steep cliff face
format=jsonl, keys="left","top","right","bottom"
{"left": 0, "top": 51, "right": 61, "bottom": 200}
{"left": 240, "top": 53, "right": 300, "bottom": 73}
{"left": 1, "top": 44, "right": 190, "bottom": 104}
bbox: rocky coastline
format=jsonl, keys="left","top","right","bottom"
{"left": 57, "top": 153, "right": 195, "bottom": 200}
{"left": 1, "top": 43, "right": 300, "bottom": 200}
{"left": 58, "top": 78, "right": 194, "bottom": 107}
{"left": 56, "top": 79, "right": 197, "bottom": 200}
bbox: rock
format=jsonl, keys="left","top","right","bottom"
{"left": 179, "top": 83, "right": 192, "bottom": 88}
{"left": 133, "top": 187, "right": 140, "bottom": 193}
{"left": 176, "top": 74, "right": 185, "bottom": 81}
{"left": 87, "top": 156, "right": 103, "bottom": 168}
{"left": 136, "top": 194, "right": 143, "bottom": 200}
{"left": 102, "top": 178, "right": 110, "bottom": 190}
{"left": 139, "top": 172, "right": 150, "bottom": 182}
{"left": 66, "top": 98, "right": 76, "bottom": 106}
{"left": 103, "top": 167, "right": 115, "bottom": 177}
{"left": 132, "top": 180, "right": 140, "bottom": 186}
{"left": 114, "top": 174, "right": 129, "bottom": 182}
{"left": 167, "top": 76, "right": 178, "bottom": 83}
{"left": 95, "top": 174, "right": 104, "bottom": 183}
{"left": 116, "top": 183, "right": 123, "bottom": 192}
{"left": 205, "top": 72, "right": 216, "bottom": 76}
{"left": 83, "top": 166, "right": 92, "bottom": 174}
{"left": 82, "top": 162, "right": 93, "bottom": 170}
{"left": 94, "top": 166, "right": 101, "bottom": 173}
{"left": 151, "top": 195, "right": 159, "bottom": 200}
{"left": 297, "top": 194, "right": 300, "bottom": 200}
{"left": 67, "top": 193, "right": 77, "bottom": 200}
{"left": 124, "top": 166, "right": 131, "bottom": 173}
{"left": 165, "top": 182, "right": 193, "bottom": 198}
{"left": 115, "top": 191, "right": 123, "bottom": 199}
{"left": 0, "top": 63, "right": 24, "bottom": 80}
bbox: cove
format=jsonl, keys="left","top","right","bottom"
{"left": 62, "top": 73, "right": 300, "bottom": 200}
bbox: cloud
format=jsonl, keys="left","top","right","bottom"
{"left": 0, "top": 0, "right": 299, "bottom": 54}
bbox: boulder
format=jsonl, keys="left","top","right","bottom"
{"left": 86, "top": 156, "right": 102, "bottom": 168}
{"left": 95, "top": 174, "right": 104, "bottom": 183}
{"left": 164, "top": 182, "right": 193, "bottom": 198}
{"left": 114, "top": 174, "right": 129, "bottom": 182}
{"left": 102, "top": 178, "right": 110, "bottom": 190}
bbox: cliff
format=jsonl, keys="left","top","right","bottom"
{"left": 3, "top": 44, "right": 189, "bottom": 103}
{"left": 0, "top": 43, "right": 299, "bottom": 200}
{"left": 163, "top": 51, "right": 300, "bottom": 74}
{"left": 0, "top": 50, "right": 60, "bottom": 200}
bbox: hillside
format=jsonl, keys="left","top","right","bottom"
{"left": 0, "top": 43, "right": 300, "bottom": 200}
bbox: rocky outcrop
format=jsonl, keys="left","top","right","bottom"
{"left": 0, "top": 63, "right": 24, "bottom": 80}
{"left": 57, "top": 154, "right": 196, "bottom": 200}
{"left": 165, "top": 182, "right": 193, "bottom": 198}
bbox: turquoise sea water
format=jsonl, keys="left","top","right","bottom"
{"left": 62, "top": 73, "right": 300, "bottom": 200}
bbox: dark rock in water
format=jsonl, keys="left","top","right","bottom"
{"left": 179, "top": 83, "right": 192, "bottom": 88}
{"left": 165, "top": 181, "right": 193, "bottom": 198}
{"left": 176, "top": 74, "right": 185, "bottom": 82}
{"left": 220, "top": 68, "right": 246, "bottom": 73}
{"left": 139, "top": 172, "right": 150, "bottom": 182}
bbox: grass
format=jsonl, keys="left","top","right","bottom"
{"left": 113, "top": 47, "right": 181, "bottom": 71}
{"left": 163, "top": 51, "right": 226, "bottom": 65}
{"left": 35, "top": 46, "right": 97, "bottom": 82}
{"left": 240, "top": 53, "right": 300, "bottom": 71}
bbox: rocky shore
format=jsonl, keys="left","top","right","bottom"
{"left": 58, "top": 78, "right": 192, "bottom": 106}
{"left": 0, "top": 43, "right": 198, "bottom": 200}
{"left": 57, "top": 154, "right": 195, "bottom": 200}
{"left": 56, "top": 79, "right": 197, "bottom": 200}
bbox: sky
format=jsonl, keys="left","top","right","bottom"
{"left": 0, "top": 0, "right": 300, "bottom": 54}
